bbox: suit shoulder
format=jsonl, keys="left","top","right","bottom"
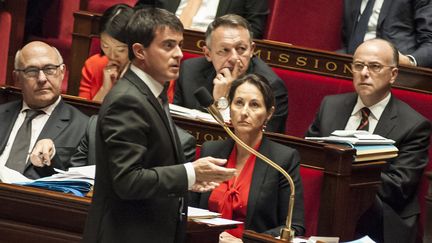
{"left": 0, "top": 100, "right": 21, "bottom": 111}
{"left": 393, "top": 97, "right": 429, "bottom": 123}
{"left": 62, "top": 102, "right": 89, "bottom": 121}
{"left": 181, "top": 57, "right": 210, "bottom": 70}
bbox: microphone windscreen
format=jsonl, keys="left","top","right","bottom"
{"left": 194, "top": 87, "right": 214, "bottom": 108}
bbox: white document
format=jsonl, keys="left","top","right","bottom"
{"left": 188, "top": 206, "right": 221, "bottom": 219}
{"left": 193, "top": 217, "right": 243, "bottom": 226}
{"left": 341, "top": 235, "right": 375, "bottom": 243}
{"left": 308, "top": 236, "right": 340, "bottom": 243}
{"left": 0, "top": 165, "right": 32, "bottom": 183}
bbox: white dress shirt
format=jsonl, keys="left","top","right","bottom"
{"left": 344, "top": 93, "right": 391, "bottom": 133}
{"left": 175, "top": 0, "right": 220, "bottom": 32}
{"left": 0, "top": 96, "right": 61, "bottom": 168}
{"left": 130, "top": 64, "right": 196, "bottom": 188}
{"left": 363, "top": 0, "right": 385, "bottom": 42}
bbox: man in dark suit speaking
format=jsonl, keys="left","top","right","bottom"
{"left": 306, "top": 39, "right": 431, "bottom": 243}
{"left": 82, "top": 8, "right": 236, "bottom": 243}
{"left": 0, "top": 41, "right": 88, "bottom": 179}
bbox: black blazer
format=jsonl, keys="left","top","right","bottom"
{"left": 136, "top": 0, "right": 269, "bottom": 38}
{"left": 0, "top": 99, "right": 88, "bottom": 179}
{"left": 342, "top": 0, "right": 432, "bottom": 67}
{"left": 174, "top": 56, "right": 289, "bottom": 133}
{"left": 190, "top": 137, "right": 305, "bottom": 236}
{"left": 306, "top": 92, "right": 431, "bottom": 242}
{"left": 82, "top": 69, "right": 189, "bottom": 243}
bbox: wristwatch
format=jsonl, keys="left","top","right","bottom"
{"left": 216, "top": 97, "right": 229, "bottom": 110}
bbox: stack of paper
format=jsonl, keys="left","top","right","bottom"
{"left": 10, "top": 165, "right": 95, "bottom": 197}
{"left": 305, "top": 130, "right": 395, "bottom": 145}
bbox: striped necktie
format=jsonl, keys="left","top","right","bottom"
{"left": 357, "top": 107, "right": 371, "bottom": 131}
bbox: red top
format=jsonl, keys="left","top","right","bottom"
{"left": 208, "top": 142, "right": 261, "bottom": 238}
{"left": 78, "top": 54, "right": 109, "bottom": 100}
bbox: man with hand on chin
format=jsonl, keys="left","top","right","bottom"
{"left": 174, "top": 14, "right": 288, "bottom": 134}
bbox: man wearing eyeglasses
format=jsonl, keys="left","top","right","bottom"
{"left": 0, "top": 41, "right": 88, "bottom": 179}
{"left": 306, "top": 38, "right": 431, "bottom": 243}
{"left": 173, "top": 14, "right": 288, "bottom": 134}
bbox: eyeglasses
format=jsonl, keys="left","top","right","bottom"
{"left": 351, "top": 62, "right": 395, "bottom": 73}
{"left": 15, "top": 64, "right": 63, "bottom": 79}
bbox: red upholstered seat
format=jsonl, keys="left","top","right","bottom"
{"left": 265, "top": 0, "right": 343, "bottom": 51}
{"left": 29, "top": 0, "right": 80, "bottom": 93}
{"left": 84, "top": 0, "right": 136, "bottom": 13}
{"left": 0, "top": 10, "right": 11, "bottom": 85}
{"left": 300, "top": 166, "right": 324, "bottom": 236}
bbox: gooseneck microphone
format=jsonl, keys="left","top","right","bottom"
{"left": 194, "top": 87, "right": 296, "bottom": 242}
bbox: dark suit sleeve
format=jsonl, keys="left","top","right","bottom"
{"left": 101, "top": 92, "right": 188, "bottom": 200}
{"left": 267, "top": 76, "right": 288, "bottom": 134}
{"left": 68, "top": 115, "right": 98, "bottom": 167}
{"left": 378, "top": 119, "right": 431, "bottom": 211}
{"left": 173, "top": 64, "right": 185, "bottom": 106}
{"left": 242, "top": 0, "right": 269, "bottom": 39}
{"left": 305, "top": 98, "right": 326, "bottom": 137}
{"left": 408, "top": 0, "right": 432, "bottom": 67}
{"left": 176, "top": 125, "right": 196, "bottom": 162}
{"left": 263, "top": 149, "right": 305, "bottom": 237}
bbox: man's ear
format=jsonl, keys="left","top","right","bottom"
{"left": 267, "top": 106, "right": 275, "bottom": 122}
{"left": 132, "top": 43, "right": 145, "bottom": 60}
{"left": 203, "top": 45, "right": 212, "bottom": 62}
{"left": 12, "top": 71, "right": 22, "bottom": 88}
{"left": 389, "top": 67, "right": 398, "bottom": 85}
{"left": 250, "top": 41, "right": 256, "bottom": 58}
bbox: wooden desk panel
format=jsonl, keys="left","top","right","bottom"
{"left": 425, "top": 172, "right": 432, "bottom": 242}
{"left": 68, "top": 11, "right": 432, "bottom": 96}
{"left": 0, "top": 86, "right": 386, "bottom": 241}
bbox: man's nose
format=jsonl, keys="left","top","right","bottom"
{"left": 37, "top": 70, "right": 48, "bottom": 82}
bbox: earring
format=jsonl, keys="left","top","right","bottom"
{"left": 262, "top": 123, "right": 267, "bottom": 132}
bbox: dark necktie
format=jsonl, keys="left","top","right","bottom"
{"left": 159, "top": 83, "right": 177, "bottom": 136}
{"left": 5, "top": 109, "right": 44, "bottom": 173}
{"left": 347, "top": 0, "right": 376, "bottom": 54}
{"left": 357, "top": 107, "right": 371, "bottom": 131}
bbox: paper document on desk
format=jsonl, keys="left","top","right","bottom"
{"left": 0, "top": 165, "right": 32, "bottom": 183}
{"left": 341, "top": 235, "right": 375, "bottom": 243}
{"left": 193, "top": 217, "right": 243, "bottom": 226}
{"left": 188, "top": 206, "right": 221, "bottom": 219}
{"left": 306, "top": 130, "right": 395, "bottom": 145}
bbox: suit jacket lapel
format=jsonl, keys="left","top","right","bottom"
{"left": 374, "top": 95, "right": 397, "bottom": 137}
{"left": 216, "top": 0, "right": 230, "bottom": 17}
{"left": 245, "top": 137, "right": 270, "bottom": 228}
{"left": 0, "top": 102, "right": 21, "bottom": 154}
{"left": 124, "top": 69, "right": 182, "bottom": 162}
{"left": 331, "top": 95, "right": 357, "bottom": 133}
{"left": 23, "top": 100, "right": 71, "bottom": 171}
{"left": 377, "top": 0, "right": 392, "bottom": 30}
{"left": 164, "top": 0, "right": 180, "bottom": 13}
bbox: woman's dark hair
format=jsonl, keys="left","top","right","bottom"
{"left": 228, "top": 73, "right": 275, "bottom": 112}
{"left": 99, "top": 4, "right": 134, "bottom": 44}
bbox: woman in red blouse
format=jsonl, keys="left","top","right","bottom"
{"left": 78, "top": 4, "right": 133, "bottom": 102}
{"left": 190, "top": 74, "right": 305, "bottom": 242}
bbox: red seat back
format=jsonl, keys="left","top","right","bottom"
{"left": 265, "top": 0, "right": 343, "bottom": 51}
{"left": 85, "top": 0, "right": 136, "bottom": 13}
{"left": 0, "top": 11, "right": 11, "bottom": 85}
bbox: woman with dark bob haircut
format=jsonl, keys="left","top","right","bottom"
{"left": 190, "top": 73, "right": 305, "bottom": 241}
{"left": 78, "top": 4, "right": 134, "bottom": 102}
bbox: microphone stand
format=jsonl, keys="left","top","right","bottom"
{"left": 206, "top": 105, "right": 296, "bottom": 242}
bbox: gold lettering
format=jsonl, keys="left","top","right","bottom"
{"left": 203, "top": 133, "right": 214, "bottom": 141}
{"left": 254, "top": 49, "right": 262, "bottom": 58}
{"left": 266, "top": 50, "right": 272, "bottom": 61}
{"left": 313, "top": 59, "right": 319, "bottom": 69}
{"left": 343, "top": 63, "right": 353, "bottom": 75}
{"left": 194, "top": 131, "right": 201, "bottom": 141}
{"left": 196, "top": 40, "right": 205, "bottom": 49}
{"left": 325, "top": 62, "right": 337, "bottom": 71}
{"left": 296, "top": 57, "right": 307, "bottom": 66}
{"left": 278, "top": 53, "right": 290, "bottom": 63}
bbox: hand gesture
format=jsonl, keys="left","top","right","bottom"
{"left": 192, "top": 156, "right": 236, "bottom": 183}
{"left": 29, "top": 139, "right": 55, "bottom": 167}
{"left": 213, "top": 60, "right": 243, "bottom": 100}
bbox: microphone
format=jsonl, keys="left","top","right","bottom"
{"left": 194, "top": 87, "right": 296, "bottom": 242}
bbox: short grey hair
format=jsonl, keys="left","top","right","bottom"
{"left": 14, "top": 45, "right": 64, "bottom": 69}
{"left": 205, "top": 14, "right": 253, "bottom": 47}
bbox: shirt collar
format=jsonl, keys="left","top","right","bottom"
{"left": 130, "top": 64, "right": 164, "bottom": 98}
{"left": 21, "top": 96, "right": 61, "bottom": 116}
{"left": 352, "top": 93, "right": 391, "bottom": 120}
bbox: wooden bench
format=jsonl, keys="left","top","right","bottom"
{"left": 0, "top": 85, "right": 387, "bottom": 241}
